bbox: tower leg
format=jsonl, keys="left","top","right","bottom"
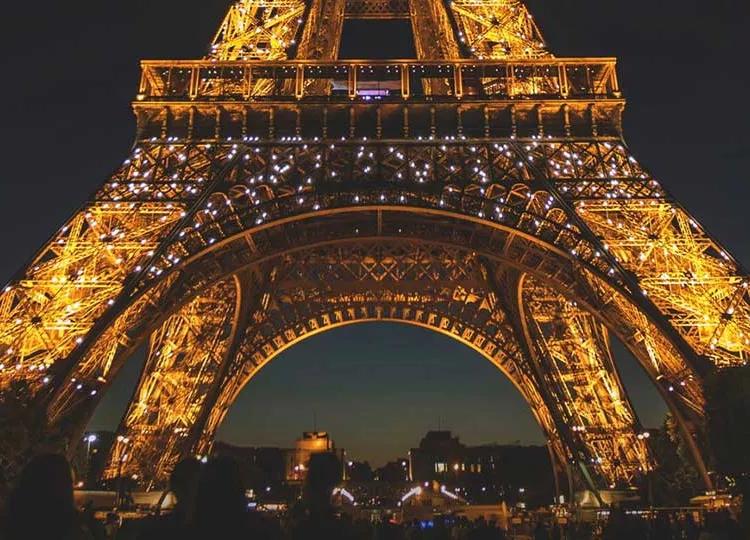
{"left": 103, "top": 276, "right": 241, "bottom": 488}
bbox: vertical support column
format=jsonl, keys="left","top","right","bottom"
{"left": 268, "top": 108, "right": 275, "bottom": 140}
{"left": 454, "top": 65, "right": 464, "bottom": 98}
{"left": 348, "top": 66, "right": 357, "bottom": 100}
{"left": 214, "top": 107, "right": 222, "bottom": 140}
{"left": 589, "top": 104, "right": 598, "bottom": 137}
{"left": 189, "top": 67, "right": 199, "bottom": 100}
{"left": 183, "top": 272, "right": 263, "bottom": 462}
{"left": 401, "top": 65, "right": 411, "bottom": 100}
{"left": 480, "top": 263, "right": 592, "bottom": 497}
{"left": 294, "top": 65, "right": 305, "bottom": 99}
{"left": 243, "top": 66, "right": 253, "bottom": 99}
{"left": 160, "top": 107, "right": 170, "bottom": 139}
{"left": 409, "top": 0, "right": 461, "bottom": 60}
{"left": 559, "top": 64, "right": 569, "bottom": 98}
{"left": 295, "top": 0, "right": 345, "bottom": 61}
{"left": 349, "top": 106, "right": 356, "bottom": 138}
{"left": 519, "top": 274, "right": 653, "bottom": 488}
{"left": 188, "top": 107, "right": 196, "bottom": 139}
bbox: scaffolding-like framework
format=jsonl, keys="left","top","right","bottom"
{"left": 1, "top": 0, "right": 747, "bottom": 498}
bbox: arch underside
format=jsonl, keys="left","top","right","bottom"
{"left": 100, "top": 236, "right": 660, "bottom": 491}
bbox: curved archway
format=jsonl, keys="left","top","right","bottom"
{"left": 94, "top": 234, "right": 674, "bottom": 494}
{"left": 53, "top": 207, "right": 704, "bottom": 425}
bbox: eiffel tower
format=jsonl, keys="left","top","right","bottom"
{"left": 1, "top": 0, "right": 747, "bottom": 499}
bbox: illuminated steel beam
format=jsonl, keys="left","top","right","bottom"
{"left": 0, "top": 203, "right": 184, "bottom": 394}
{"left": 209, "top": 0, "right": 306, "bottom": 61}
{"left": 103, "top": 277, "right": 240, "bottom": 486}
{"left": 447, "top": 0, "right": 549, "bottom": 59}
{"left": 521, "top": 275, "right": 652, "bottom": 487}
{"left": 192, "top": 245, "right": 565, "bottom": 470}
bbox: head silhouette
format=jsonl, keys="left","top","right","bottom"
{"left": 170, "top": 457, "right": 201, "bottom": 505}
{"left": 303, "top": 452, "right": 341, "bottom": 515}
{"left": 193, "top": 456, "right": 247, "bottom": 534}
{"left": 5, "top": 454, "right": 78, "bottom": 539}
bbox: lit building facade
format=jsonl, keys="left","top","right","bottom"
{"left": 285, "top": 431, "right": 344, "bottom": 482}
{"left": 212, "top": 430, "right": 346, "bottom": 490}
{"left": 409, "top": 431, "right": 553, "bottom": 506}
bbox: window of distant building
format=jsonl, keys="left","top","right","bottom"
{"left": 435, "top": 462, "right": 447, "bottom": 473}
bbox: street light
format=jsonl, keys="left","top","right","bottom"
{"left": 84, "top": 433, "right": 97, "bottom": 459}
{"left": 115, "top": 436, "right": 131, "bottom": 510}
{"left": 81, "top": 434, "right": 98, "bottom": 488}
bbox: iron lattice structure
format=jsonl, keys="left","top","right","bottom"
{"left": 1, "top": 0, "right": 748, "bottom": 497}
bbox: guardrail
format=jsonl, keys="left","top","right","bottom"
{"left": 138, "top": 58, "right": 620, "bottom": 102}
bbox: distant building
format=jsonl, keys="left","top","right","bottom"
{"left": 286, "top": 431, "right": 344, "bottom": 482}
{"left": 409, "top": 431, "right": 553, "bottom": 506}
{"left": 213, "top": 431, "right": 346, "bottom": 489}
{"left": 214, "top": 442, "right": 287, "bottom": 489}
{"left": 374, "top": 458, "right": 410, "bottom": 483}
{"left": 347, "top": 460, "right": 374, "bottom": 483}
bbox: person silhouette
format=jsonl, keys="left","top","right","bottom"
{"left": 2, "top": 453, "right": 93, "bottom": 540}
{"left": 190, "top": 455, "right": 280, "bottom": 539}
{"left": 290, "top": 452, "right": 346, "bottom": 540}
{"left": 137, "top": 457, "right": 202, "bottom": 540}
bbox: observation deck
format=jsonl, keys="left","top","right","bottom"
{"left": 134, "top": 58, "right": 623, "bottom": 141}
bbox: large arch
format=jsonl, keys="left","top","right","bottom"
{"left": 89, "top": 227, "right": 689, "bottom": 493}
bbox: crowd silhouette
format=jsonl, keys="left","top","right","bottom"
{"left": 1, "top": 453, "right": 746, "bottom": 540}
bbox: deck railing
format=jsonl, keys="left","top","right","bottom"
{"left": 138, "top": 58, "right": 620, "bottom": 102}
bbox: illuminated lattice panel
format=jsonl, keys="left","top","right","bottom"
{"left": 524, "top": 140, "right": 750, "bottom": 367}
{"left": 0, "top": 203, "right": 184, "bottom": 392}
{"left": 104, "top": 279, "right": 238, "bottom": 482}
{"left": 576, "top": 201, "right": 749, "bottom": 366}
{"left": 523, "top": 278, "right": 652, "bottom": 485}
{"left": 448, "top": 0, "right": 549, "bottom": 59}
{"left": 209, "top": 0, "right": 306, "bottom": 61}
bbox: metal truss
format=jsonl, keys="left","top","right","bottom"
{"left": 209, "top": 0, "right": 306, "bottom": 61}
{"left": 409, "top": 0, "right": 461, "bottom": 60}
{"left": 447, "top": 0, "right": 549, "bottom": 59}
{"left": 208, "top": 0, "right": 547, "bottom": 61}
{"left": 1, "top": 0, "right": 746, "bottom": 495}
{"left": 91, "top": 241, "right": 653, "bottom": 489}
{"left": 521, "top": 276, "right": 651, "bottom": 486}
{"left": 0, "top": 203, "right": 183, "bottom": 393}
{"left": 103, "top": 277, "right": 240, "bottom": 486}
{"left": 525, "top": 140, "right": 750, "bottom": 367}
{"left": 191, "top": 243, "right": 566, "bottom": 479}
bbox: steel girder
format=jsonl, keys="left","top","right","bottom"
{"left": 102, "top": 277, "right": 242, "bottom": 487}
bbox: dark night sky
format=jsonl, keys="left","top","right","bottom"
{"left": 1, "top": 1, "right": 749, "bottom": 466}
